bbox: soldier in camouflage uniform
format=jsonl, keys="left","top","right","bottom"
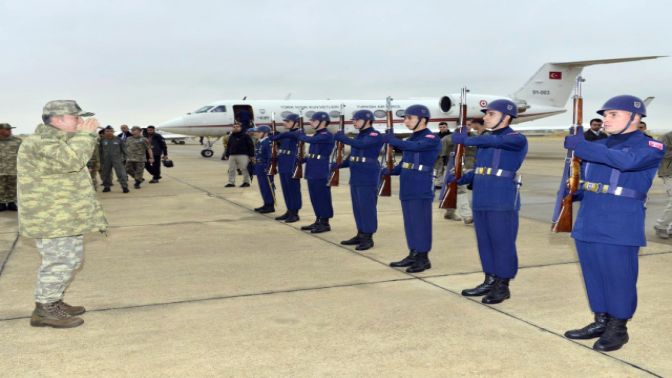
{"left": 99, "top": 126, "right": 129, "bottom": 193}
{"left": 443, "top": 120, "right": 478, "bottom": 224}
{"left": 87, "top": 134, "right": 101, "bottom": 191}
{"left": 0, "top": 123, "right": 21, "bottom": 211}
{"left": 17, "top": 100, "right": 108, "bottom": 328}
{"left": 125, "top": 126, "right": 154, "bottom": 189}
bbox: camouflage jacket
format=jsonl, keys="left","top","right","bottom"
{"left": 17, "top": 124, "right": 108, "bottom": 238}
{"left": 125, "top": 135, "right": 150, "bottom": 162}
{"left": 0, "top": 135, "right": 22, "bottom": 175}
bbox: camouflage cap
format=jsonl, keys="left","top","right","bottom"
{"left": 42, "top": 100, "right": 95, "bottom": 117}
{"left": 0, "top": 123, "right": 15, "bottom": 129}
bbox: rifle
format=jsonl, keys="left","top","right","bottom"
{"left": 378, "top": 96, "right": 394, "bottom": 197}
{"left": 439, "top": 86, "right": 468, "bottom": 209}
{"left": 292, "top": 116, "right": 305, "bottom": 179}
{"left": 551, "top": 76, "right": 585, "bottom": 233}
{"left": 267, "top": 112, "right": 278, "bottom": 176}
{"left": 328, "top": 110, "right": 345, "bottom": 187}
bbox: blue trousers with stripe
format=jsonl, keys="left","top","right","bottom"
{"left": 473, "top": 210, "right": 519, "bottom": 279}
{"left": 401, "top": 199, "right": 432, "bottom": 254}
{"left": 351, "top": 185, "right": 378, "bottom": 234}
{"left": 279, "top": 173, "right": 302, "bottom": 212}
{"left": 307, "top": 179, "right": 333, "bottom": 218}
{"left": 575, "top": 240, "right": 639, "bottom": 319}
{"left": 255, "top": 169, "right": 275, "bottom": 206}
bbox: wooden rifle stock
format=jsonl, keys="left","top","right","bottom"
{"left": 328, "top": 114, "right": 345, "bottom": 187}
{"left": 439, "top": 86, "right": 468, "bottom": 209}
{"left": 552, "top": 77, "right": 584, "bottom": 233}
{"left": 292, "top": 117, "right": 305, "bottom": 179}
{"left": 267, "top": 113, "right": 278, "bottom": 176}
{"left": 378, "top": 108, "right": 394, "bottom": 197}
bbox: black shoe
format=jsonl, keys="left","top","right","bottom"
{"left": 355, "top": 233, "right": 374, "bottom": 251}
{"left": 149, "top": 179, "right": 159, "bottom": 184}
{"left": 406, "top": 253, "right": 431, "bottom": 273}
{"left": 237, "top": 169, "right": 242, "bottom": 175}
{"left": 258, "top": 205, "right": 275, "bottom": 214}
{"left": 275, "top": 212, "right": 290, "bottom": 221}
{"left": 482, "top": 278, "right": 510, "bottom": 304}
{"left": 284, "top": 212, "right": 300, "bottom": 223}
{"left": 311, "top": 218, "right": 331, "bottom": 233}
{"left": 240, "top": 183, "right": 250, "bottom": 188}
{"left": 341, "top": 232, "right": 362, "bottom": 245}
{"left": 6, "top": 202, "right": 18, "bottom": 211}
{"left": 301, "top": 219, "right": 318, "bottom": 231}
{"left": 461, "top": 274, "right": 497, "bottom": 297}
{"left": 134, "top": 183, "right": 141, "bottom": 189}
{"left": 565, "top": 313, "right": 609, "bottom": 340}
{"left": 390, "top": 252, "right": 418, "bottom": 268}
{"left": 0, "top": 203, "right": 6, "bottom": 212}
{"left": 122, "top": 187, "right": 130, "bottom": 193}
{"left": 102, "top": 187, "right": 111, "bottom": 192}
{"left": 254, "top": 206, "right": 263, "bottom": 212}
{"left": 593, "top": 318, "right": 629, "bottom": 352}
{"left": 225, "top": 183, "right": 235, "bottom": 188}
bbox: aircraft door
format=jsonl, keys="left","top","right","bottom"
{"left": 233, "top": 105, "right": 254, "bottom": 131}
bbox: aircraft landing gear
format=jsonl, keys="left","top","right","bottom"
{"left": 200, "top": 136, "right": 221, "bottom": 158}
{"left": 201, "top": 149, "right": 214, "bottom": 158}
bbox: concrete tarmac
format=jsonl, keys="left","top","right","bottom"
{"left": 1, "top": 138, "right": 671, "bottom": 377}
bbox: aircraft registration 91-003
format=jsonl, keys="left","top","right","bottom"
{"left": 157, "top": 56, "right": 665, "bottom": 158}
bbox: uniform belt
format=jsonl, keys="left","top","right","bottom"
{"left": 580, "top": 181, "right": 647, "bottom": 201}
{"left": 307, "top": 153, "right": 327, "bottom": 160}
{"left": 350, "top": 156, "right": 377, "bottom": 164}
{"left": 277, "top": 149, "right": 293, "bottom": 155}
{"left": 401, "top": 162, "right": 432, "bottom": 172}
{"left": 474, "top": 166, "right": 517, "bottom": 179}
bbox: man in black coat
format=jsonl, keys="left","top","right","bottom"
{"left": 144, "top": 126, "right": 168, "bottom": 183}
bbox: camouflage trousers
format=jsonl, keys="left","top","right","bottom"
{"left": 0, "top": 174, "right": 17, "bottom": 202}
{"left": 34, "top": 235, "right": 84, "bottom": 304}
{"left": 125, "top": 161, "right": 145, "bottom": 182}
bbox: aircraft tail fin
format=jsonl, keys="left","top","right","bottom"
{"left": 512, "top": 56, "right": 666, "bottom": 108}
{"left": 643, "top": 96, "right": 655, "bottom": 107}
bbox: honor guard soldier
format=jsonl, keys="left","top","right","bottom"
{"left": 381, "top": 105, "right": 441, "bottom": 273}
{"left": 248, "top": 125, "right": 275, "bottom": 213}
{"left": 0, "top": 123, "right": 21, "bottom": 211}
{"left": 333, "top": 110, "right": 385, "bottom": 250}
{"left": 299, "top": 112, "right": 335, "bottom": 233}
{"left": 563, "top": 96, "right": 663, "bottom": 352}
{"left": 270, "top": 113, "right": 302, "bottom": 223}
{"left": 449, "top": 99, "right": 528, "bottom": 304}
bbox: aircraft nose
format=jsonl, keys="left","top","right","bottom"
{"left": 157, "top": 117, "right": 184, "bottom": 131}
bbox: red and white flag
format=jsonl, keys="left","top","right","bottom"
{"left": 549, "top": 71, "right": 562, "bottom": 80}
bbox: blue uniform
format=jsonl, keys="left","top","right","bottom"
{"left": 298, "top": 128, "right": 335, "bottom": 219}
{"left": 388, "top": 129, "right": 441, "bottom": 254}
{"left": 254, "top": 137, "right": 275, "bottom": 206}
{"left": 458, "top": 126, "right": 528, "bottom": 279}
{"left": 271, "top": 130, "right": 302, "bottom": 213}
{"left": 335, "top": 127, "right": 385, "bottom": 233}
{"left": 571, "top": 131, "right": 664, "bottom": 319}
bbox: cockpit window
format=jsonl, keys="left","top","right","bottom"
{"left": 211, "top": 105, "right": 227, "bottom": 112}
{"left": 194, "top": 106, "right": 214, "bottom": 113}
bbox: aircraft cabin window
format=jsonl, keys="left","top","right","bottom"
{"left": 329, "top": 110, "right": 341, "bottom": 118}
{"left": 374, "top": 110, "right": 386, "bottom": 119}
{"left": 395, "top": 110, "right": 405, "bottom": 118}
{"left": 195, "top": 106, "right": 214, "bottom": 113}
{"left": 211, "top": 105, "right": 227, "bottom": 112}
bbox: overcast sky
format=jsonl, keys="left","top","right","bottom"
{"left": 1, "top": 0, "right": 669, "bottom": 134}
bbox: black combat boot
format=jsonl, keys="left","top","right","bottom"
{"left": 564, "top": 313, "right": 609, "bottom": 340}
{"left": 284, "top": 211, "right": 300, "bottom": 223}
{"left": 122, "top": 187, "right": 130, "bottom": 193}
{"left": 0, "top": 203, "right": 6, "bottom": 212}
{"left": 102, "top": 187, "right": 111, "bottom": 192}
{"left": 258, "top": 205, "right": 275, "bottom": 214}
{"left": 301, "top": 219, "right": 319, "bottom": 231}
{"left": 275, "top": 211, "right": 290, "bottom": 221}
{"left": 482, "top": 278, "right": 510, "bottom": 304}
{"left": 341, "top": 232, "right": 362, "bottom": 245}
{"left": 390, "top": 252, "right": 418, "bottom": 268}
{"left": 355, "top": 233, "right": 374, "bottom": 251}
{"left": 593, "top": 318, "right": 629, "bottom": 352}
{"left": 461, "top": 274, "right": 497, "bottom": 297}
{"left": 254, "top": 206, "right": 264, "bottom": 212}
{"left": 311, "top": 218, "right": 331, "bottom": 233}
{"left": 406, "top": 253, "right": 431, "bottom": 273}
{"left": 134, "top": 180, "right": 141, "bottom": 189}
{"left": 6, "top": 202, "right": 18, "bottom": 211}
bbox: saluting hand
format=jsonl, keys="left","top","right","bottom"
{"left": 78, "top": 118, "right": 100, "bottom": 133}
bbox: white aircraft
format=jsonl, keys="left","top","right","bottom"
{"left": 158, "top": 56, "right": 665, "bottom": 157}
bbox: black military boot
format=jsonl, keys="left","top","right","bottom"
{"left": 461, "top": 274, "right": 497, "bottom": 297}
{"left": 6, "top": 202, "right": 18, "bottom": 211}
{"left": 134, "top": 180, "right": 141, "bottom": 189}
{"left": 593, "top": 318, "right": 629, "bottom": 352}
{"left": 301, "top": 219, "right": 319, "bottom": 231}
{"left": 284, "top": 211, "right": 300, "bottom": 223}
{"left": 390, "top": 252, "right": 418, "bottom": 268}
{"left": 122, "top": 187, "right": 130, "bottom": 193}
{"left": 254, "top": 206, "right": 264, "bottom": 212}
{"left": 482, "top": 278, "right": 510, "bottom": 304}
{"left": 102, "top": 187, "right": 111, "bottom": 192}
{"left": 341, "top": 232, "right": 362, "bottom": 245}
{"left": 311, "top": 218, "right": 331, "bottom": 233}
{"left": 355, "top": 233, "right": 374, "bottom": 251}
{"left": 406, "top": 253, "right": 431, "bottom": 273}
{"left": 258, "top": 205, "right": 275, "bottom": 214}
{"left": 0, "top": 203, "right": 6, "bottom": 212}
{"left": 275, "top": 211, "right": 290, "bottom": 221}
{"left": 564, "top": 313, "right": 609, "bottom": 340}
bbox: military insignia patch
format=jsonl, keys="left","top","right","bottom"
{"left": 634, "top": 102, "right": 642, "bottom": 109}
{"left": 425, "top": 134, "right": 436, "bottom": 138}
{"left": 370, "top": 133, "right": 379, "bottom": 136}
{"left": 649, "top": 140, "right": 663, "bottom": 150}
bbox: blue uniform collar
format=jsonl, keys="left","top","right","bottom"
{"left": 358, "top": 127, "right": 374, "bottom": 135}
{"left": 412, "top": 128, "right": 431, "bottom": 136}
{"left": 315, "top": 128, "right": 328, "bottom": 134}
{"left": 492, "top": 126, "right": 513, "bottom": 135}
{"left": 606, "top": 130, "right": 641, "bottom": 147}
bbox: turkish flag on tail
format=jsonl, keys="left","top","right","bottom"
{"left": 549, "top": 71, "right": 562, "bottom": 80}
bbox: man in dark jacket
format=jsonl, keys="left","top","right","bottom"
{"left": 225, "top": 123, "right": 255, "bottom": 187}
{"left": 144, "top": 126, "right": 168, "bottom": 183}
{"left": 117, "top": 124, "right": 131, "bottom": 142}
{"left": 584, "top": 118, "right": 607, "bottom": 141}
